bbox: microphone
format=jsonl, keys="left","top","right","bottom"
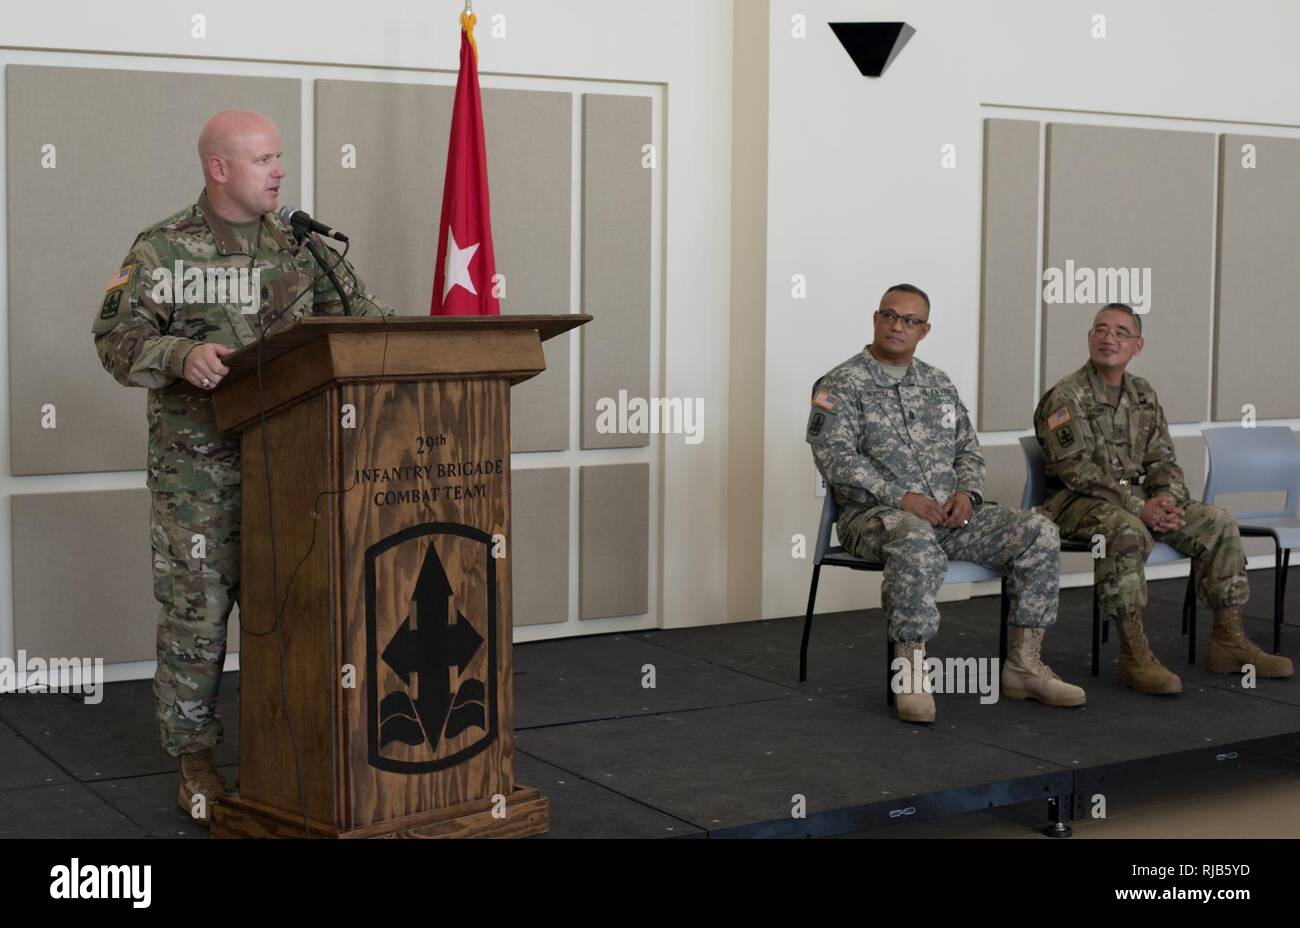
{"left": 276, "top": 206, "right": 349, "bottom": 243}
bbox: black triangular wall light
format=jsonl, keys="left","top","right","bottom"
{"left": 829, "top": 22, "right": 916, "bottom": 77}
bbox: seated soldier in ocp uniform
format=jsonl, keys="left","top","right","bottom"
{"left": 807, "top": 284, "right": 1085, "bottom": 723}
{"left": 1034, "top": 303, "right": 1293, "bottom": 696}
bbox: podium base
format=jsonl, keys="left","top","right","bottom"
{"left": 210, "top": 786, "right": 549, "bottom": 839}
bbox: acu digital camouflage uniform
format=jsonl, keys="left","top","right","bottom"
{"left": 92, "top": 189, "right": 396, "bottom": 757}
{"left": 807, "top": 348, "right": 1062, "bottom": 643}
{"left": 1034, "top": 361, "right": 1248, "bottom": 622}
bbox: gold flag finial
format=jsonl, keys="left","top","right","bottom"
{"left": 460, "top": 8, "right": 478, "bottom": 62}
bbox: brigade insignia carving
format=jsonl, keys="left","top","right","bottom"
{"left": 365, "top": 523, "right": 496, "bottom": 774}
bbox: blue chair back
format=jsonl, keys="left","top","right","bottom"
{"left": 1202, "top": 426, "right": 1300, "bottom": 518}
{"left": 814, "top": 493, "right": 839, "bottom": 564}
{"left": 1018, "top": 436, "right": 1048, "bottom": 509}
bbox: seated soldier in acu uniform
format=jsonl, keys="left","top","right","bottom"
{"left": 807, "top": 284, "right": 1086, "bottom": 723}
{"left": 1034, "top": 303, "right": 1293, "bottom": 696}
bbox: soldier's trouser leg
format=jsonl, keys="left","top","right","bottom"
{"left": 841, "top": 510, "right": 945, "bottom": 642}
{"left": 1154, "top": 501, "right": 1249, "bottom": 609}
{"left": 938, "top": 505, "right": 1061, "bottom": 628}
{"left": 150, "top": 488, "right": 241, "bottom": 758}
{"left": 1054, "top": 498, "right": 1151, "bottom": 621}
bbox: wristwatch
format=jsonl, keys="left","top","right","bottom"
{"left": 963, "top": 490, "right": 984, "bottom": 507}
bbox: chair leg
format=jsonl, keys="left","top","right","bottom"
{"left": 1099, "top": 578, "right": 1109, "bottom": 645}
{"left": 1181, "top": 565, "right": 1195, "bottom": 635}
{"left": 999, "top": 578, "right": 1010, "bottom": 662}
{"left": 799, "top": 564, "right": 821, "bottom": 684}
{"left": 1091, "top": 587, "right": 1101, "bottom": 677}
{"left": 885, "top": 634, "right": 896, "bottom": 707}
{"left": 1274, "top": 545, "right": 1285, "bottom": 653}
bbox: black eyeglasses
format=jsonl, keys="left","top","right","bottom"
{"left": 877, "top": 308, "right": 928, "bottom": 330}
{"left": 1088, "top": 325, "right": 1140, "bottom": 342}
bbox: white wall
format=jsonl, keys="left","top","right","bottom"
{"left": 761, "top": 0, "right": 1300, "bottom": 620}
{"left": 0, "top": 0, "right": 737, "bottom": 672}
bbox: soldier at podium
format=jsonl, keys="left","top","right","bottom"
{"left": 91, "top": 109, "right": 397, "bottom": 825}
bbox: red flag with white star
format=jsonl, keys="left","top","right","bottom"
{"left": 431, "top": 11, "right": 499, "bottom": 316}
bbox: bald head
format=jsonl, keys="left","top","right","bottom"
{"left": 199, "top": 110, "right": 277, "bottom": 177}
{"left": 198, "top": 109, "right": 286, "bottom": 223}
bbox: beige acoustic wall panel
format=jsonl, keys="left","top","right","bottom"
{"left": 6, "top": 65, "right": 300, "bottom": 476}
{"left": 485, "top": 89, "right": 574, "bottom": 453}
{"left": 981, "top": 443, "right": 1027, "bottom": 510}
{"left": 579, "top": 463, "right": 649, "bottom": 620}
{"left": 1213, "top": 135, "right": 1300, "bottom": 421}
{"left": 581, "top": 95, "right": 653, "bottom": 450}
{"left": 511, "top": 467, "right": 569, "bottom": 627}
{"left": 313, "top": 81, "right": 451, "bottom": 320}
{"left": 1042, "top": 124, "right": 1215, "bottom": 424}
{"left": 11, "top": 489, "right": 239, "bottom": 662}
{"left": 314, "top": 81, "right": 572, "bottom": 452}
{"left": 979, "top": 119, "right": 1041, "bottom": 431}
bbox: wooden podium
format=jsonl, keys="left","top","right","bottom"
{"left": 206, "top": 315, "right": 588, "bottom": 839}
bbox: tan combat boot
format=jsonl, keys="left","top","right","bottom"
{"left": 1115, "top": 612, "right": 1182, "bottom": 695}
{"left": 1001, "top": 626, "right": 1086, "bottom": 706}
{"left": 1206, "top": 607, "right": 1295, "bottom": 678}
{"left": 893, "top": 640, "right": 936, "bottom": 723}
{"left": 177, "top": 748, "right": 228, "bottom": 826}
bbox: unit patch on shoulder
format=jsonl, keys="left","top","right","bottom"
{"left": 1057, "top": 424, "right": 1075, "bottom": 448}
{"left": 105, "top": 265, "right": 136, "bottom": 293}
{"left": 1047, "top": 405, "right": 1073, "bottom": 432}
{"left": 99, "top": 289, "right": 123, "bottom": 320}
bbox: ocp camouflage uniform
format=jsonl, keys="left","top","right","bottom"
{"left": 93, "top": 190, "right": 396, "bottom": 757}
{"left": 1034, "top": 361, "right": 1248, "bottom": 622}
{"left": 807, "top": 348, "right": 1061, "bottom": 642}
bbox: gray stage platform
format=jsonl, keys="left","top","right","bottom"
{"left": 2, "top": 572, "right": 1297, "bottom": 838}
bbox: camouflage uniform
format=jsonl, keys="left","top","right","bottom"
{"left": 1034, "top": 361, "right": 1248, "bottom": 622}
{"left": 93, "top": 189, "right": 396, "bottom": 757}
{"left": 807, "top": 348, "right": 1061, "bottom": 642}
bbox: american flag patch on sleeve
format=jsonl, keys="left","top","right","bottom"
{"left": 813, "top": 391, "right": 837, "bottom": 411}
{"left": 105, "top": 265, "right": 134, "bottom": 293}
{"left": 1047, "top": 406, "right": 1073, "bottom": 431}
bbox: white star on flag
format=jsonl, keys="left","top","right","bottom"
{"left": 442, "top": 228, "right": 481, "bottom": 302}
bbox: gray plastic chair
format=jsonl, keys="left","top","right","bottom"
{"left": 1202, "top": 425, "right": 1300, "bottom": 653}
{"left": 799, "top": 492, "right": 1010, "bottom": 706}
{"left": 1018, "top": 437, "right": 1197, "bottom": 673}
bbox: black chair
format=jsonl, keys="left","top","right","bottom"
{"left": 1202, "top": 425, "right": 1300, "bottom": 654}
{"left": 1017, "top": 436, "right": 1197, "bottom": 674}
{"left": 799, "top": 493, "right": 1010, "bottom": 706}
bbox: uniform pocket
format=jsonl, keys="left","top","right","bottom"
{"left": 149, "top": 497, "right": 174, "bottom": 607}
{"left": 150, "top": 494, "right": 207, "bottom": 619}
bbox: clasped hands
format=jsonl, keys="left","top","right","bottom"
{"left": 1141, "top": 495, "right": 1185, "bottom": 533}
{"left": 901, "top": 491, "right": 974, "bottom": 529}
